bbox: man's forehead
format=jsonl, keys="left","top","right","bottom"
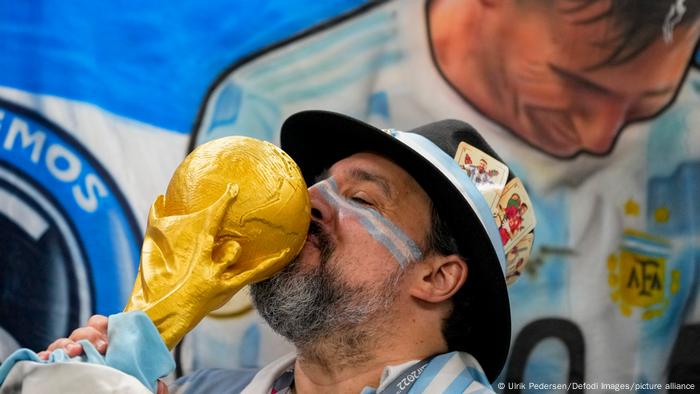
{"left": 323, "top": 152, "right": 423, "bottom": 197}
{"left": 328, "top": 152, "right": 404, "bottom": 178}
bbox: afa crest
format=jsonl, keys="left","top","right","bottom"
{"left": 608, "top": 228, "right": 679, "bottom": 320}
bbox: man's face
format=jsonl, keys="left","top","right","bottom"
{"left": 482, "top": 1, "right": 700, "bottom": 157}
{"left": 251, "top": 152, "right": 433, "bottom": 347}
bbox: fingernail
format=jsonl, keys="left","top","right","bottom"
{"left": 96, "top": 339, "right": 107, "bottom": 352}
{"left": 65, "top": 343, "right": 80, "bottom": 353}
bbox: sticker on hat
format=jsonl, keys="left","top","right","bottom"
{"left": 495, "top": 178, "right": 536, "bottom": 249}
{"left": 454, "top": 141, "right": 536, "bottom": 286}
{"left": 505, "top": 232, "right": 534, "bottom": 285}
{"left": 453, "top": 142, "right": 509, "bottom": 211}
{"left": 495, "top": 178, "right": 536, "bottom": 285}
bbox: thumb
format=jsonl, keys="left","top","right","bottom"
{"left": 157, "top": 379, "right": 169, "bottom": 394}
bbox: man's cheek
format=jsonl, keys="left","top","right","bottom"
{"left": 291, "top": 241, "right": 323, "bottom": 271}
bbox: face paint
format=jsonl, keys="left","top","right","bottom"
{"left": 311, "top": 177, "right": 423, "bottom": 267}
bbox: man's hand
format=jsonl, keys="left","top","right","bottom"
{"left": 38, "top": 314, "right": 108, "bottom": 360}
{"left": 157, "top": 380, "right": 169, "bottom": 394}
{"left": 37, "top": 313, "right": 171, "bottom": 393}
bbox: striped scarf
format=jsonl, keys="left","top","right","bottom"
{"left": 270, "top": 351, "right": 495, "bottom": 394}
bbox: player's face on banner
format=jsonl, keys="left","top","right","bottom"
{"left": 486, "top": 1, "right": 700, "bottom": 157}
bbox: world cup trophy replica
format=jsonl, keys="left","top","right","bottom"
{"left": 124, "top": 136, "right": 311, "bottom": 349}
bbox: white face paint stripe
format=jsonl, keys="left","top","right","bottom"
{"left": 316, "top": 178, "right": 421, "bottom": 267}
{"left": 312, "top": 177, "right": 423, "bottom": 268}
{"left": 322, "top": 178, "right": 423, "bottom": 264}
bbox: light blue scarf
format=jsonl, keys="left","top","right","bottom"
{"left": 368, "top": 352, "right": 494, "bottom": 394}
{"left": 0, "top": 311, "right": 174, "bottom": 393}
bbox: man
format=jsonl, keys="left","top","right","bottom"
{"left": 188, "top": 0, "right": 700, "bottom": 387}
{"left": 40, "top": 110, "right": 527, "bottom": 393}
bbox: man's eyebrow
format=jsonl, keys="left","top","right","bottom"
{"left": 548, "top": 64, "right": 675, "bottom": 98}
{"left": 314, "top": 169, "right": 330, "bottom": 184}
{"left": 348, "top": 168, "right": 393, "bottom": 199}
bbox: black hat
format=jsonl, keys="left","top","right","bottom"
{"left": 280, "top": 110, "right": 514, "bottom": 382}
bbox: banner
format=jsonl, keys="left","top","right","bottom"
{"left": 1, "top": 0, "right": 698, "bottom": 391}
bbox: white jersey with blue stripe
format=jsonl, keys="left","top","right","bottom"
{"left": 189, "top": 0, "right": 700, "bottom": 389}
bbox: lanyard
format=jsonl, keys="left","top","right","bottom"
{"left": 378, "top": 356, "right": 435, "bottom": 394}
{"left": 271, "top": 356, "right": 435, "bottom": 394}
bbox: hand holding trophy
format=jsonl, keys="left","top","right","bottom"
{"left": 1, "top": 136, "right": 310, "bottom": 392}
{"left": 124, "top": 136, "right": 311, "bottom": 349}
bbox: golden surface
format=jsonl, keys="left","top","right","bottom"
{"left": 124, "top": 136, "right": 310, "bottom": 349}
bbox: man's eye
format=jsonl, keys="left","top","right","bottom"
{"left": 350, "top": 196, "right": 372, "bottom": 206}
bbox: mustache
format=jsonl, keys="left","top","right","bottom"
{"left": 308, "top": 220, "right": 335, "bottom": 265}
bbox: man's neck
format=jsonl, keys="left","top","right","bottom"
{"left": 290, "top": 330, "right": 446, "bottom": 393}
{"left": 292, "top": 357, "right": 391, "bottom": 394}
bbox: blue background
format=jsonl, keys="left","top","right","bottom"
{"left": 0, "top": 0, "right": 368, "bottom": 133}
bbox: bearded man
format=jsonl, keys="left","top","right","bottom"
{"left": 42, "top": 111, "right": 528, "bottom": 393}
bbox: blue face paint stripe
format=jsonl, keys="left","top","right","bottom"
{"left": 318, "top": 180, "right": 412, "bottom": 265}
{"left": 355, "top": 214, "right": 413, "bottom": 267}
{"left": 324, "top": 178, "right": 423, "bottom": 264}
{"left": 313, "top": 178, "right": 423, "bottom": 267}
{"left": 315, "top": 180, "right": 415, "bottom": 267}
{"left": 362, "top": 207, "right": 423, "bottom": 263}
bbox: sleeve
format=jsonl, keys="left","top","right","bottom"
{"left": 169, "top": 368, "right": 259, "bottom": 394}
{"left": 0, "top": 311, "right": 175, "bottom": 393}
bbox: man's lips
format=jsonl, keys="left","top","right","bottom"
{"left": 305, "top": 232, "right": 319, "bottom": 249}
{"left": 305, "top": 220, "right": 325, "bottom": 250}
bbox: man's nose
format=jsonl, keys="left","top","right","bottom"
{"left": 580, "top": 99, "right": 628, "bottom": 153}
{"left": 308, "top": 183, "right": 336, "bottom": 226}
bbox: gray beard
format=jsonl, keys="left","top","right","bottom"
{"left": 250, "top": 222, "right": 403, "bottom": 361}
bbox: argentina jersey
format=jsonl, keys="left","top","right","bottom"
{"left": 193, "top": 0, "right": 408, "bottom": 147}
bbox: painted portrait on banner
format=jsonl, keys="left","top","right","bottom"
{"left": 0, "top": 0, "right": 697, "bottom": 391}
{"left": 189, "top": 0, "right": 700, "bottom": 390}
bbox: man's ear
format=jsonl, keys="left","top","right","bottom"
{"left": 409, "top": 254, "right": 468, "bottom": 303}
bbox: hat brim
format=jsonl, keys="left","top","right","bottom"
{"left": 280, "top": 110, "right": 510, "bottom": 382}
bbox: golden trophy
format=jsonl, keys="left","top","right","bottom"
{"left": 124, "top": 136, "right": 310, "bottom": 349}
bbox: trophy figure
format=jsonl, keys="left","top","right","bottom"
{"left": 125, "top": 136, "right": 311, "bottom": 349}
